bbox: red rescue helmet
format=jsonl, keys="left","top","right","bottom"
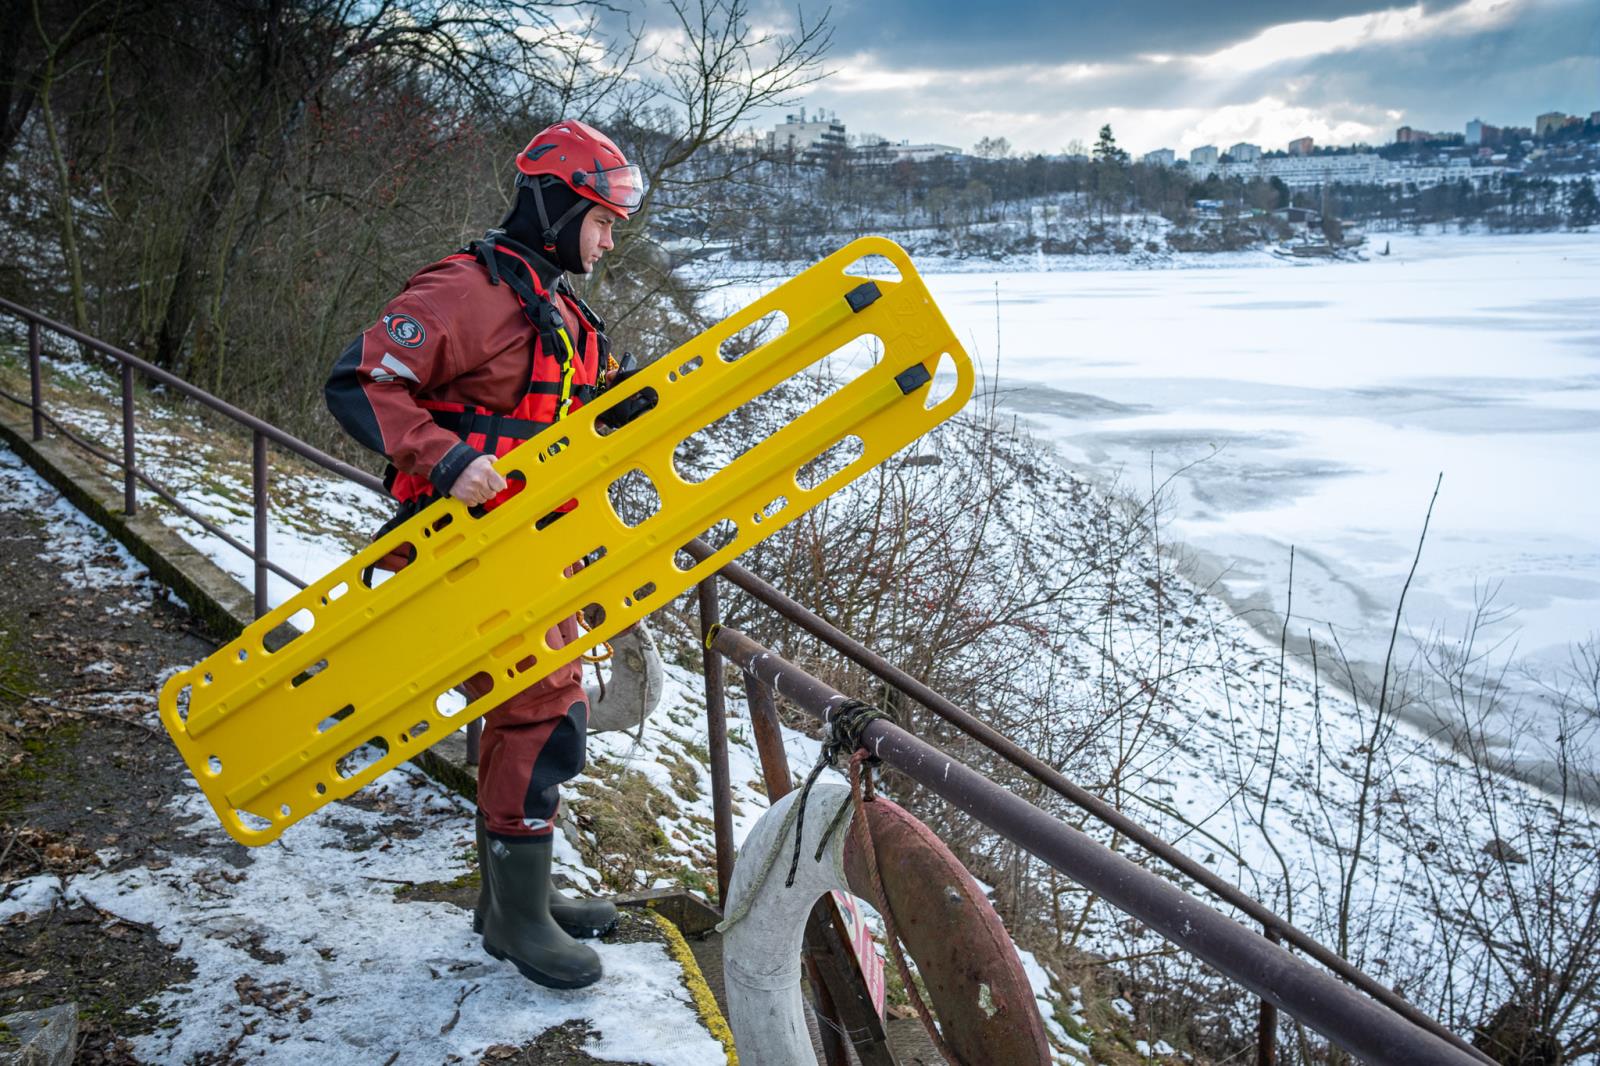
{"left": 515, "top": 120, "right": 643, "bottom": 220}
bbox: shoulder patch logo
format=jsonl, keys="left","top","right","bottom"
{"left": 384, "top": 313, "right": 426, "bottom": 349}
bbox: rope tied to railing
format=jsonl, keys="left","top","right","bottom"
{"left": 711, "top": 690, "right": 959, "bottom": 1063}
{"left": 786, "top": 699, "right": 890, "bottom": 888}
{"left": 714, "top": 698, "right": 892, "bottom": 935}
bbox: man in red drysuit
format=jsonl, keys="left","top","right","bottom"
{"left": 325, "top": 120, "right": 644, "bottom": 990}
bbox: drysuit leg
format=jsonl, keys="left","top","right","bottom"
{"left": 476, "top": 613, "right": 589, "bottom": 839}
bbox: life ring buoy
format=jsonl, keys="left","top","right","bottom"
{"left": 584, "top": 620, "right": 663, "bottom": 734}
{"left": 719, "top": 783, "right": 1049, "bottom": 1065}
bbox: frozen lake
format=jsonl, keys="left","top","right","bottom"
{"left": 920, "top": 233, "right": 1600, "bottom": 767}
{"left": 714, "top": 232, "right": 1599, "bottom": 779}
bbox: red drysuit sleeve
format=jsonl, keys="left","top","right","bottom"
{"left": 323, "top": 289, "right": 481, "bottom": 495}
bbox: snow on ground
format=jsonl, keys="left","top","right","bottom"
{"left": 0, "top": 873, "right": 62, "bottom": 923}
{"left": 0, "top": 448, "right": 159, "bottom": 604}
{"left": 70, "top": 771, "right": 722, "bottom": 1066}
{"left": 1017, "top": 946, "right": 1091, "bottom": 1063}
{"left": 0, "top": 442, "right": 725, "bottom": 1065}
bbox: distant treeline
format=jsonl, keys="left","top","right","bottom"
{"left": 693, "top": 127, "right": 1600, "bottom": 261}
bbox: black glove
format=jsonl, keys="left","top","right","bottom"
{"left": 596, "top": 353, "right": 657, "bottom": 430}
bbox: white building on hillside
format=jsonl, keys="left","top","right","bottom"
{"left": 769, "top": 108, "right": 847, "bottom": 160}
{"left": 1165, "top": 142, "right": 1506, "bottom": 191}
{"left": 1257, "top": 153, "right": 1387, "bottom": 188}
{"left": 1142, "top": 148, "right": 1176, "bottom": 166}
{"left": 1228, "top": 142, "right": 1261, "bottom": 162}
{"left": 890, "top": 143, "right": 961, "bottom": 163}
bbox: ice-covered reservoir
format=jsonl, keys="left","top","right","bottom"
{"left": 929, "top": 232, "right": 1600, "bottom": 779}
{"left": 717, "top": 232, "right": 1600, "bottom": 781}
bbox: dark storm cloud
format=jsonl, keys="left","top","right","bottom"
{"left": 822, "top": 0, "right": 1407, "bottom": 68}
{"left": 1285, "top": 3, "right": 1600, "bottom": 126}
{"left": 782, "top": 0, "right": 1597, "bottom": 152}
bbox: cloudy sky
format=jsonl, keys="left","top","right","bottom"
{"left": 735, "top": 0, "right": 1598, "bottom": 155}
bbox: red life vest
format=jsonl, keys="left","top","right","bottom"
{"left": 387, "top": 235, "right": 606, "bottom": 514}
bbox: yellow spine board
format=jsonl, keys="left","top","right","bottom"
{"left": 158, "top": 237, "right": 973, "bottom": 845}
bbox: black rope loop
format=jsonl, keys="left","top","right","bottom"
{"left": 784, "top": 699, "right": 893, "bottom": 888}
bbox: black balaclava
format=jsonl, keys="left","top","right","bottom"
{"left": 500, "top": 177, "right": 592, "bottom": 276}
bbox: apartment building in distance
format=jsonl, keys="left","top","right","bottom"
{"left": 1395, "top": 126, "right": 1453, "bottom": 144}
{"left": 1535, "top": 111, "right": 1585, "bottom": 137}
{"left": 769, "top": 108, "right": 847, "bottom": 160}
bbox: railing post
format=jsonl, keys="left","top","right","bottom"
{"left": 120, "top": 362, "right": 136, "bottom": 514}
{"left": 696, "top": 577, "right": 736, "bottom": 906}
{"left": 252, "top": 431, "right": 268, "bottom": 618}
{"left": 1258, "top": 926, "right": 1280, "bottom": 1065}
{"left": 465, "top": 719, "right": 481, "bottom": 765}
{"left": 27, "top": 320, "right": 42, "bottom": 441}
{"left": 746, "top": 672, "right": 794, "bottom": 796}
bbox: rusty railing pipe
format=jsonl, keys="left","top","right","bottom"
{"left": 0, "top": 387, "right": 306, "bottom": 590}
{"left": 697, "top": 578, "right": 736, "bottom": 905}
{"left": 712, "top": 626, "right": 1480, "bottom": 1066}
{"left": 0, "top": 297, "right": 384, "bottom": 494}
{"left": 28, "top": 320, "right": 42, "bottom": 441}
{"left": 746, "top": 671, "right": 795, "bottom": 798}
{"left": 121, "top": 363, "right": 136, "bottom": 514}
{"left": 1259, "top": 925, "right": 1280, "bottom": 1065}
{"left": 253, "top": 431, "right": 269, "bottom": 618}
{"left": 688, "top": 540, "right": 1492, "bottom": 1066}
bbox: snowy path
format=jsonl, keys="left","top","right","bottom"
{"left": 0, "top": 445, "right": 726, "bottom": 1066}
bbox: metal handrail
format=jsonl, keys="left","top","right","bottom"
{"left": 688, "top": 543, "right": 1495, "bottom": 1065}
{"left": 0, "top": 296, "right": 383, "bottom": 616}
{"left": 713, "top": 624, "right": 1482, "bottom": 1066}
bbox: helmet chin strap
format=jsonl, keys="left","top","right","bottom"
{"left": 520, "top": 173, "right": 592, "bottom": 253}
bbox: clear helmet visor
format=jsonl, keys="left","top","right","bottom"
{"left": 576, "top": 163, "right": 644, "bottom": 213}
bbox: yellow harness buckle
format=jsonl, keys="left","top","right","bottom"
{"left": 158, "top": 237, "right": 973, "bottom": 845}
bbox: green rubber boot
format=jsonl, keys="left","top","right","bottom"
{"left": 549, "top": 880, "right": 619, "bottom": 940}
{"left": 474, "top": 814, "right": 616, "bottom": 939}
{"left": 481, "top": 834, "right": 602, "bottom": 990}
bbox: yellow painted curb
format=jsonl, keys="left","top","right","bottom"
{"left": 647, "top": 905, "right": 738, "bottom": 1064}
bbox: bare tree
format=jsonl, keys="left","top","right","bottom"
{"left": 595, "top": 0, "right": 831, "bottom": 295}
{"left": 138, "top": 0, "right": 617, "bottom": 374}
